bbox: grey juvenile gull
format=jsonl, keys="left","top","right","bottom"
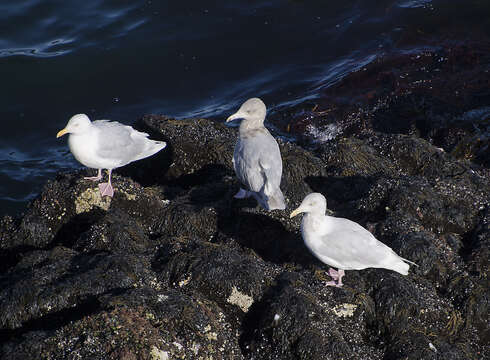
{"left": 226, "top": 98, "right": 286, "bottom": 210}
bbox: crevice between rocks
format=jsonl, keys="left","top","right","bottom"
{"left": 459, "top": 205, "right": 488, "bottom": 265}
{"left": 49, "top": 208, "right": 107, "bottom": 249}
{"left": 0, "top": 295, "right": 102, "bottom": 343}
{"left": 238, "top": 276, "right": 283, "bottom": 356}
{"left": 0, "top": 245, "right": 37, "bottom": 274}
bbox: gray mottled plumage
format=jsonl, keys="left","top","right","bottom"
{"left": 226, "top": 98, "right": 286, "bottom": 210}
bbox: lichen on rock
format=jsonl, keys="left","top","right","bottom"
{"left": 75, "top": 187, "right": 112, "bottom": 214}
{"left": 227, "top": 286, "right": 254, "bottom": 313}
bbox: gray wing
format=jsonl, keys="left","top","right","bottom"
{"left": 315, "top": 218, "right": 398, "bottom": 270}
{"left": 258, "top": 132, "right": 282, "bottom": 196}
{"left": 93, "top": 120, "right": 147, "bottom": 162}
{"left": 234, "top": 128, "right": 282, "bottom": 193}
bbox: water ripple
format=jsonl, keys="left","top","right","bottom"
{"left": 0, "top": 145, "right": 80, "bottom": 212}
{"left": 1, "top": 0, "right": 487, "bottom": 216}
{"left": 0, "top": 0, "right": 147, "bottom": 58}
{"left": 0, "top": 37, "right": 76, "bottom": 57}
{"left": 397, "top": 0, "right": 433, "bottom": 9}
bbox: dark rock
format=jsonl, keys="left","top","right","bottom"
{"left": 241, "top": 271, "right": 381, "bottom": 360}
{"left": 0, "top": 248, "right": 154, "bottom": 330}
{"left": 284, "top": 41, "right": 490, "bottom": 165}
{"left": 124, "top": 115, "right": 236, "bottom": 187}
{"left": 1, "top": 100, "right": 488, "bottom": 359}
{"left": 153, "top": 236, "right": 281, "bottom": 325}
{"left": 2, "top": 287, "right": 243, "bottom": 360}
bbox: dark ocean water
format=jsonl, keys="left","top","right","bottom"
{"left": 1, "top": 0, "right": 488, "bottom": 216}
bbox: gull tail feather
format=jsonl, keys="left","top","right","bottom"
{"left": 262, "top": 188, "right": 286, "bottom": 211}
{"left": 400, "top": 256, "right": 418, "bottom": 267}
{"left": 134, "top": 140, "right": 167, "bottom": 161}
{"left": 387, "top": 255, "right": 417, "bottom": 276}
{"left": 390, "top": 260, "right": 410, "bottom": 276}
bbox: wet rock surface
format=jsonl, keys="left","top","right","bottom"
{"left": 1, "top": 84, "right": 489, "bottom": 358}
{"left": 282, "top": 41, "right": 490, "bottom": 168}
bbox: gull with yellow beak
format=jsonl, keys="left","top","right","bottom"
{"left": 226, "top": 98, "right": 286, "bottom": 210}
{"left": 290, "top": 193, "right": 416, "bottom": 287}
{"left": 57, "top": 114, "right": 166, "bottom": 197}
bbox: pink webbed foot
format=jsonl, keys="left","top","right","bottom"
{"left": 234, "top": 188, "right": 252, "bottom": 199}
{"left": 328, "top": 268, "right": 340, "bottom": 280}
{"left": 98, "top": 182, "right": 114, "bottom": 197}
{"left": 84, "top": 175, "right": 103, "bottom": 182}
{"left": 326, "top": 268, "right": 345, "bottom": 288}
{"left": 84, "top": 169, "right": 102, "bottom": 182}
{"left": 325, "top": 279, "right": 344, "bottom": 288}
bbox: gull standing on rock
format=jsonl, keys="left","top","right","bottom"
{"left": 290, "top": 193, "right": 416, "bottom": 287}
{"left": 226, "top": 98, "right": 286, "bottom": 210}
{"left": 57, "top": 114, "right": 166, "bottom": 197}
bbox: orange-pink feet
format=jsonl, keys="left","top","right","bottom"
{"left": 98, "top": 182, "right": 114, "bottom": 197}
{"left": 326, "top": 268, "right": 345, "bottom": 287}
{"left": 84, "top": 169, "right": 102, "bottom": 182}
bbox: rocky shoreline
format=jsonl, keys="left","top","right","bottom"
{"left": 1, "top": 45, "right": 489, "bottom": 358}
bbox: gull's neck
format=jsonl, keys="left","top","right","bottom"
{"left": 239, "top": 118, "right": 265, "bottom": 133}
{"left": 301, "top": 212, "right": 329, "bottom": 237}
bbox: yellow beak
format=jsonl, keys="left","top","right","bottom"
{"left": 290, "top": 207, "right": 302, "bottom": 218}
{"left": 226, "top": 111, "right": 242, "bottom": 123}
{"left": 56, "top": 128, "right": 68, "bottom": 138}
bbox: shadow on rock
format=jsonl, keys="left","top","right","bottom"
{"left": 217, "top": 208, "right": 317, "bottom": 267}
{"left": 50, "top": 208, "right": 107, "bottom": 249}
{"left": 117, "top": 124, "right": 173, "bottom": 187}
{"left": 180, "top": 162, "right": 232, "bottom": 184}
{"left": 0, "top": 294, "right": 102, "bottom": 344}
{"left": 305, "top": 175, "right": 377, "bottom": 209}
{"left": 72, "top": 208, "right": 153, "bottom": 254}
{"left": 118, "top": 148, "right": 172, "bottom": 187}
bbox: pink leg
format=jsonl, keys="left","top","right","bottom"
{"left": 326, "top": 268, "right": 345, "bottom": 288}
{"left": 98, "top": 169, "right": 114, "bottom": 197}
{"left": 336, "top": 269, "right": 345, "bottom": 287}
{"left": 84, "top": 169, "right": 102, "bottom": 182}
{"left": 328, "top": 268, "right": 340, "bottom": 280}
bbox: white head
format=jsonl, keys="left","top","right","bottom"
{"left": 290, "top": 193, "right": 328, "bottom": 218}
{"left": 226, "top": 98, "right": 267, "bottom": 127}
{"left": 56, "top": 114, "right": 92, "bottom": 138}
